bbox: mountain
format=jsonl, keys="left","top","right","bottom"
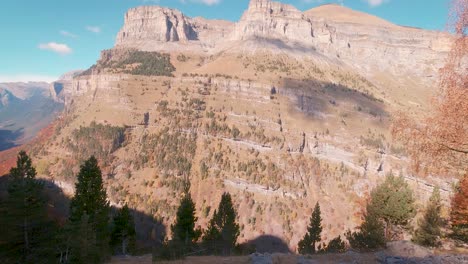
{"left": 0, "top": 82, "right": 63, "bottom": 151}
{"left": 24, "top": 0, "right": 454, "bottom": 250}
{"left": 0, "top": 88, "right": 21, "bottom": 109}
{"left": 49, "top": 70, "right": 84, "bottom": 102}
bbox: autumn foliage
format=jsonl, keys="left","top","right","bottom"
{"left": 451, "top": 174, "right": 468, "bottom": 241}
{"left": 392, "top": 0, "right": 467, "bottom": 176}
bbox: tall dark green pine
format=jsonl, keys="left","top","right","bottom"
{"left": 202, "top": 192, "right": 240, "bottom": 255}
{"left": 1, "top": 151, "right": 55, "bottom": 263}
{"left": 413, "top": 187, "right": 443, "bottom": 247}
{"left": 298, "top": 202, "right": 323, "bottom": 254}
{"left": 171, "top": 192, "right": 200, "bottom": 246}
{"left": 111, "top": 205, "right": 136, "bottom": 255}
{"left": 68, "top": 156, "right": 110, "bottom": 263}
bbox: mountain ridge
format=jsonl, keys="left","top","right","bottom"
{"left": 12, "top": 0, "right": 457, "bottom": 251}
{"left": 112, "top": 0, "right": 452, "bottom": 86}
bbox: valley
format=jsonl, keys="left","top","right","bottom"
{"left": 29, "top": 0, "right": 456, "bottom": 248}
{"left": 1, "top": 0, "right": 466, "bottom": 262}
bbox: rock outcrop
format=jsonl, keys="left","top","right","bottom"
{"left": 0, "top": 88, "right": 18, "bottom": 109}
{"left": 233, "top": 0, "right": 314, "bottom": 44}
{"left": 113, "top": 0, "right": 452, "bottom": 81}
{"left": 116, "top": 6, "right": 197, "bottom": 44}
{"left": 304, "top": 4, "right": 452, "bottom": 79}
{"left": 50, "top": 70, "right": 83, "bottom": 102}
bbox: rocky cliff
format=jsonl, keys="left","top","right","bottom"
{"left": 233, "top": 0, "right": 314, "bottom": 44}
{"left": 115, "top": 6, "right": 234, "bottom": 50}
{"left": 26, "top": 0, "right": 457, "bottom": 250}
{"left": 113, "top": 0, "right": 452, "bottom": 82}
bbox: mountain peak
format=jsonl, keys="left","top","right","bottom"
{"left": 305, "top": 4, "right": 397, "bottom": 28}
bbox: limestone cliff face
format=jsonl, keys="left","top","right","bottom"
{"left": 232, "top": 0, "right": 452, "bottom": 79}
{"left": 116, "top": 6, "right": 197, "bottom": 45}
{"left": 50, "top": 70, "right": 83, "bottom": 102}
{"left": 113, "top": 0, "right": 451, "bottom": 80}
{"left": 115, "top": 6, "right": 234, "bottom": 48}
{"left": 232, "top": 0, "right": 314, "bottom": 44}
{"left": 304, "top": 5, "right": 452, "bottom": 78}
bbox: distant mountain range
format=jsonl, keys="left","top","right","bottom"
{"left": 0, "top": 82, "right": 63, "bottom": 151}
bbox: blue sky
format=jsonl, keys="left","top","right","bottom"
{"left": 0, "top": 0, "right": 450, "bottom": 82}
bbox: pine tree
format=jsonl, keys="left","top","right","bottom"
{"left": 1, "top": 151, "right": 56, "bottom": 263}
{"left": 368, "top": 174, "right": 415, "bottom": 239}
{"left": 298, "top": 202, "right": 322, "bottom": 254}
{"left": 202, "top": 192, "right": 240, "bottom": 255}
{"left": 68, "top": 156, "right": 110, "bottom": 263}
{"left": 111, "top": 205, "right": 136, "bottom": 255}
{"left": 171, "top": 192, "right": 200, "bottom": 246}
{"left": 346, "top": 206, "right": 386, "bottom": 251}
{"left": 413, "top": 187, "right": 443, "bottom": 247}
{"left": 323, "top": 235, "right": 346, "bottom": 253}
{"left": 450, "top": 174, "right": 468, "bottom": 242}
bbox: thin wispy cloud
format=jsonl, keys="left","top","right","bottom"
{"left": 364, "top": 0, "right": 389, "bottom": 7}
{"left": 86, "top": 26, "right": 101, "bottom": 34}
{"left": 301, "top": 0, "right": 344, "bottom": 5}
{"left": 179, "top": 0, "right": 221, "bottom": 5}
{"left": 38, "top": 42, "right": 72, "bottom": 55}
{"left": 192, "top": 0, "right": 221, "bottom": 5}
{"left": 60, "top": 30, "right": 78, "bottom": 38}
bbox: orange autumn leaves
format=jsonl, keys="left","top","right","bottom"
{"left": 392, "top": 0, "right": 467, "bottom": 177}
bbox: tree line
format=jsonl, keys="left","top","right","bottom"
{"left": 1, "top": 151, "right": 467, "bottom": 263}
{"left": 0, "top": 152, "right": 241, "bottom": 263}
{"left": 297, "top": 174, "right": 467, "bottom": 254}
{"left": 0, "top": 152, "right": 137, "bottom": 263}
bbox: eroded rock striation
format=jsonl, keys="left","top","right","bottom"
{"left": 113, "top": 0, "right": 452, "bottom": 81}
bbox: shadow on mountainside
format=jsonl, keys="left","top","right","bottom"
{"left": 0, "top": 175, "right": 166, "bottom": 257}
{"left": 280, "top": 78, "right": 388, "bottom": 121}
{"left": 244, "top": 235, "right": 292, "bottom": 254}
{"left": 0, "top": 129, "right": 23, "bottom": 151}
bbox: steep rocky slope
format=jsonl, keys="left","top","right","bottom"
{"left": 26, "top": 0, "right": 456, "bottom": 251}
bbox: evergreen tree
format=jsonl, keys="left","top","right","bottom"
{"left": 111, "top": 205, "right": 136, "bottom": 255}
{"left": 368, "top": 174, "right": 415, "bottom": 239}
{"left": 323, "top": 235, "right": 346, "bottom": 253}
{"left": 298, "top": 202, "right": 322, "bottom": 254}
{"left": 413, "top": 187, "right": 443, "bottom": 247}
{"left": 68, "top": 156, "right": 110, "bottom": 263}
{"left": 171, "top": 192, "right": 200, "bottom": 245}
{"left": 450, "top": 174, "right": 468, "bottom": 242}
{"left": 202, "top": 192, "right": 240, "bottom": 255}
{"left": 1, "top": 152, "right": 51, "bottom": 263}
{"left": 1, "top": 151, "right": 56, "bottom": 263}
{"left": 346, "top": 206, "right": 386, "bottom": 251}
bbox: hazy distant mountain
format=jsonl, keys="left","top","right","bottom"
{"left": 0, "top": 82, "right": 63, "bottom": 151}
{"left": 0, "top": 88, "right": 21, "bottom": 109}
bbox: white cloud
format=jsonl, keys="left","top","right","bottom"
{"left": 301, "top": 0, "right": 344, "bottom": 5}
{"left": 86, "top": 26, "right": 101, "bottom": 33}
{"left": 38, "top": 42, "right": 72, "bottom": 55}
{"left": 179, "top": 0, "right": 221, "bottom": 5}
{"left": 0, "top": 74, "right": 58, "bottom": 83}
{"left": 364, "top": 0, "right": 389, "bottom": 7}
{"left": 301, "top": 0, "right": 324, "bottom": 3}
{"left": 194, "top": 0, "right": 221, "bottom": 5}
{"left": 60, "top": 30, "right": 78, "bottom": 38}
